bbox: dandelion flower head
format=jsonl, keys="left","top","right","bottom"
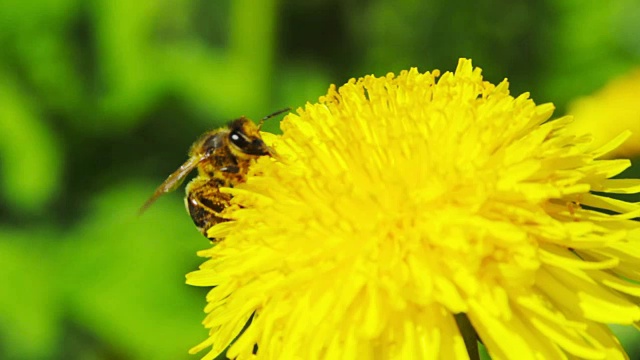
{"left": 187, "top": 59, "right": 640, "bottom": 359}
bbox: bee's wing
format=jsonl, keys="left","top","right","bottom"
{"left": 139, "top": 155, "right": 205, "bottom": 215}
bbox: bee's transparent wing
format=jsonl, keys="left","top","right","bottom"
{"left": 138, "top": 155, "right": 205, "bottom": 215}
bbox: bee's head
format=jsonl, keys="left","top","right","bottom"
{"left": 226, "top": 117, "right": 271, "bottom": 158}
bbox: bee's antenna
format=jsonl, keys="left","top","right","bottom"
{"left": 258, "top": 107, "right": 291, "bottom": 129}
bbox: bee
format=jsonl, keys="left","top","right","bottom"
{"left": 140, "top": 108, "right": 289, "bottom": 240}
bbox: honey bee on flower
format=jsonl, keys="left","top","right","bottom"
{"left": 140, "top": 109, "right": 289, "bottom": 240}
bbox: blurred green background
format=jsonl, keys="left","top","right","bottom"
{"left": 1, "top": 0, "right": 639, "bottom": 359}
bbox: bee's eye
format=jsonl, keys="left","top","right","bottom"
{"left": 229, "top": 130, "right": 250, "bottom": 149}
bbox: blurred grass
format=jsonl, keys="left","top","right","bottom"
{"left": 0, "top": 0, "right": 639, "bottom": 359}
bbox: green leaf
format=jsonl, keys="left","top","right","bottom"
{"left": 0, "top": 72, "right": 62, "bottom": 214}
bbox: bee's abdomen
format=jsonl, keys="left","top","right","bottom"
{"left": 185, "top": 178, "right": 232, "bottom": 241}
{"left": 185, "top": 195, "right": 228, "bottom": 235}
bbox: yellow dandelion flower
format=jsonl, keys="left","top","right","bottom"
{"left": 187, "top": 59, "right": 640, "bottom": 359}
{"left": 565, "top": 68, "right": 640, "bottom": 158}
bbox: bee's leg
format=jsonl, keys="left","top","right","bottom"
{"left": 219, "top": 165, "right": 240, "bottom": 173}
{"left": 184, "top": 178, "right": 232, "bottom": 241}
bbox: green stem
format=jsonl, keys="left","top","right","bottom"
{"left": 454, "top": 313, "right": 480, "bottom": 360}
